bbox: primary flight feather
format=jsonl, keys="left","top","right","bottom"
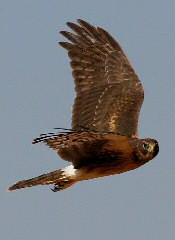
{"left": 8, "top": 19, "right": 159, "bottom": 192}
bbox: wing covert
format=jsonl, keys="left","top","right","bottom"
{"left": 32, "top": 131, "right": 131, "bottom": 168}
{"left": 59, "top": 19, "right": 144, "bottom": 137}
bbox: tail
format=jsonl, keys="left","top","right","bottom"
{"left": 8, "top": 168, "right": 76, "bottom": 192}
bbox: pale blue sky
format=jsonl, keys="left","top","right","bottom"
{"left": 1, "top": 1, "right": 175, "bottom": 239}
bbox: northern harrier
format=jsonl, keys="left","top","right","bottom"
{"left": 8, "top": 19, "right": 159, "bottom": 192}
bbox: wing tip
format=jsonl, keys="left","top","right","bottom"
{"left": 7, "top": 187, "right": 12, "bottom": 192}
{"left": 77, "top": 18, "right": 83, "bottom": 24}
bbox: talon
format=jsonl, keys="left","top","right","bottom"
{"left": 51, "top": 188, "right": 56, "bottom": 192}
{"left": 50, "top": 179, "right": 75, "bottom": 192}
{"left": 51, "top": 183, "right": 64, "bottom": 192}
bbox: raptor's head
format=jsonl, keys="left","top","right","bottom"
{"left": 134, "top": 138, "right": 159, "bottom": 162}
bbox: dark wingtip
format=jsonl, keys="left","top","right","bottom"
{"left": 58, "top": 41, "right": 64, "bottom": 46}
{"left": 77, "top": 18, "right": 83, "bottom": 23}
{"left": 32, "top": 139, "right": 37, "bottom": 144}
{"left": 77, "top": 19, "right": 87, "bottom": 26}
{"left": 66, "top": 21, "right": 73, "bottom": 27}
{"left": 7, "top": 186, "right": 13, "bottom": 192}
{"left": 58, "top": 42, "right": 73, "bottom": 50}
{"left": 32, "top": 137, "right": 44, "bottom": 144}
{"left": 59, "top": 30, "right": 66, "bottom": 35}
{"left": 77, "top": 19, "right": 94, "bottom": 27}
{"left": 7, "top": 184, "right": 19, "bottom": 192}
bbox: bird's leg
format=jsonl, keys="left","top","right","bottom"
{"left": 51, "top": 179, "right": 76, "bottom": 192}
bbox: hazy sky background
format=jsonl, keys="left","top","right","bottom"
{"left": 1, "top": 1, "right": 175, "bottom": 239}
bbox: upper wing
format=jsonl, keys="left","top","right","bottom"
{"left": 59, "top": 19, "right": 144, "bottom": 137}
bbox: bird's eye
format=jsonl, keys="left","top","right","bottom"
{"left": 143, "top": 143, "right": 149, "bottom": 150}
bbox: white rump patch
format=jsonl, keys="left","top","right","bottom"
{"left": 62, "top": 165, "right": 76, "bottom": 177}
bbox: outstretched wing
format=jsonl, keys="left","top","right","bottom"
{"left": 33, "top": 131, "right": 130, "bottom": 168}
{"left": 59, "top": 19, "right": 144, "bottom": 137}
{"left": 33, "top": 131, "right": 108, "bottom": 167}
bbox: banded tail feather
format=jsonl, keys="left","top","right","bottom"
{"left": 8, "top": 166, "right": 77, "bottom": 192}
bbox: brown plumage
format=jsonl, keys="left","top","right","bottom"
{"left": 60, "top": 19, "right": 144, "bottom": 137}
{"left": 8, "top": 19, "right": 159, "bottom": 192}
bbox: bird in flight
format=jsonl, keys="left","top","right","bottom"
{"left": 8, "top": 19, "right": 159, "bottom": 192}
